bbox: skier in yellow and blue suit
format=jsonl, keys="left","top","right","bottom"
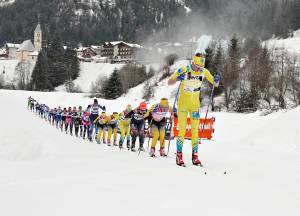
{"left": 118, "top": 104, "right": 132, "bottom": 149}
{"left": 168, "top": 52, "right": 220, "bottom": 166}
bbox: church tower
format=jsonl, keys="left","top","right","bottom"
{"left": 34, "top": 22, "right": 42, "bottom": 52}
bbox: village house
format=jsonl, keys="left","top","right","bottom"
{"left": 75, "top": 47, "right": 97, "bottom": 62}
{"left": 101, "top": 41, "right": 141, "bottom": 63}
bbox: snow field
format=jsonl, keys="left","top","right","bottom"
{"left": 0, "top": 89, "right": 300, "bottom": 216}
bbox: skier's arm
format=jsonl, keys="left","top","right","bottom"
{"left": 98, "top": 104, "right": 106, "bottom": 111}
{"left": 93, "top": 115, "right": 100, "bottom": 124}
{"left": 86, "top": 104, "right": 91, "bottom": 112}
{"left": 144, "top": 105, "right": 154, "bottom": 118}
{"left": 204, "top": 69, "right": 214, "bottom": 85}
{"left": 124, "top": 110, "right": 134, "bottom": 119}
{"left": 168, "top": 66, "right": 186, "bottom": 85}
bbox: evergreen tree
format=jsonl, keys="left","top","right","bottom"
{"left": 64, "top": 47, "right": 80, "bottom": 80}
{"left": 47, "top": 33, "right": 67, "bottom": 87}
{"left": 31, "top": 50, "right": 51, "bottom": 91}
{"left": 221, "top": 36, "right": 241, "bottom": 109}
{"left": 102, "top": 68, "right": 123, "bottom": 99}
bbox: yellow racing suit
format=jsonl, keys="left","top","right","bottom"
{"left": 106, "top": 114, "right": 119, "bottom": 145}
{"left": 118, "top": 110, "right": 131, "bottom": 148}
{"left": 170, "top": 64, "right": 214, "bottom": 153}
{"left": 94, "top": 114, "right": 108, "bottom": 144}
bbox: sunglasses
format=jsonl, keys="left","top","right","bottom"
{"left": 195, "top": 53, "right": 206, "bottom": 57}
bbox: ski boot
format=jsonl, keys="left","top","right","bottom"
{"left": 126, "top": 139, "right": 130, "bottom": 150}
{"left": 131, "top": 144, "right": 136, "bottom": 152}
{"left": 138, "top": 145, "right": 145, "bottom": 152}
{"left": 107, "top": 140, "right": 111, "bottom": 146}
{"left": 113, "top": 140, "right": 118, "bottom": 146}
{"left": 103, "top": 140, "right": 107, "bottom": 145}
{"left": 119, "top": 139, "right": 123, "bottom": 149}
{"left": 149, "top": 147, "right": 156, "bottom": 157}
{"left": 159, "top": 148, "right": 167, "bottom": 157}
{"left": 192, "top": 152, "right": 202, "bottom": 166}
{"left": 176, "top": 152, "right": 185, "bottom": 167}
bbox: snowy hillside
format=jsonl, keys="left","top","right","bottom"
{"left": 0, "top": 89, "right": 299, "bottom": 216}
{"left": 56, "top": 62, "right": 125, "bottom": 92}
{"left": 264, "top": 29, "right": 300, "bottom": 56}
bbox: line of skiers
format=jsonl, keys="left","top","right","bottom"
{"left": 27, "top": 97, "right": 173, "bottom": 158}
{"left": 27, "top": 52, "right": 221, "bottom": 167}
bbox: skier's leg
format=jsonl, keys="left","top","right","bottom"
{"left": 190, "top": 109, "right": 200, "bottom": 153}
{"left": 130, "top": 123, "right": 138, "bottom": 151}
{"left": 107, "top": 126, "right": 112, "bottom": 145}
{"left": 97, "top": 127, "right": 103, "bottom": 143}
{"left": 176, "top": 110, "right": 188, "bottom": 152}
{"left": 119, "top": 121, "right": 125, "bottom": 146}
{"left": 126, "top": 123, "right": 131, "bottom": 148}
{"left": 176, "top": 110, "right": 188, "bottom": 165}
{"left": 159, "top": 124, "right": 166, "bottom": 156}
{"left": 138, "top": 122, "right": 145, "bottom": 150}
{"left": 113, "top": 127, "right": 117, "bottom": 145}
{"left": 151, "top": 125, "right": 159, "bottom": 149}
{"left": 190, "top": 109, "right": 201, "bottom": 165}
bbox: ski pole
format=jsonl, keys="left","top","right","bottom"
{"left": 201, "top": 85, "right": 215, "bottom": 134}
{"left": 167, "top": 82, "right": 181, "bottom": 156}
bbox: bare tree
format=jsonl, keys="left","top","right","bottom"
{"left": 14, "top": 61, "right": 33, "bottom": 90}
{"left": 272, "top": 50, "right": 289, "bottom": 109}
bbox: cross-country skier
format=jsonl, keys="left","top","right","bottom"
{"left": 55, "top": 106, "right": 62, "bottom": 128}
{"left": 125, "top": 102, "right": 148, "bottom": 152}
{"left": 72, "top": 106, "right": 83, "bottom": 137}
{"left": 77, "top": 106, "right": 84, "bottom": 137}
{"left": 61, "top": 108, "right": 67, "bottom": 132}
{"left": 167, "top": 52, "right": 220, "bottom": 166}
{"left": 86, "top": 98, "right": 106, "bottom": 141}
{"left": 93, "top": 111, "right": 108, "bottom": 144}
{"left": 65, "top": 107, "right": 73, "bottom": 134}
{"left": 144, "top": 98, "right": 173, "bottom": 157}
{"left": 106, "top": 112, "right": 119, "bottom": 146}
{"left": 82, "top": 111, "right": 91, "bottom": 140}
{"left": 118, "top": 104, "right": 132, "bottom": 149}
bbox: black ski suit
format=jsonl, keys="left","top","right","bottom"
{"left": 125, "top": 108, "right": 147, "bottom": 149}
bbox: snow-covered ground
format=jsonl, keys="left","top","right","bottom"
{"left": 0, "top": 89, "right": 299, "bottom": 216}
{"left": 56, "top": 62, "right": 125, "bottom": 92}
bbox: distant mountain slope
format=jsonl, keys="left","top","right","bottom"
{"left": 0, "top": 0, "right": 299, "bottom": 45}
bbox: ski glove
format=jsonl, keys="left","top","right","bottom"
{"left": 176, "top": 68, "right": 185, "bottom": 81}
{"left": 173, "top": 107, "right": 178, "bottom": 118}
{"left": 214, "top": 74, "right": 221, "bottom": 83}
{"left": 177, "top": 74, "right": 185, "bottom": 81}
{"left": 101, "top": 105, "right": 106, "bottom": 111}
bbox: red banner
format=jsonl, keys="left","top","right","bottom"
{"left": 173, "top": 117, "right": 215, "bottom": 140}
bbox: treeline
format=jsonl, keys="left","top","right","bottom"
{"left": 0, "top": 0, "right": 299, "bottom": 46}
{"left": 205, "top": 37, "right": 300, "bottom": 112}
{"left": 30, "top": 33, "right": 80, "bottom": 91}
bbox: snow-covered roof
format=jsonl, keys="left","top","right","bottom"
{"left": 34, "top": 23, "right": 41, "bottom": 33}
{"left": 18, "top": 40, "right": 35, "bottom": 52}
{"left": 105, "top": 41, "right": 142, "bottom": 48}
{"left": 5, "top": 43, "right": 20, "bottom": 48}
{"left": 91, "top": 45, "right": 102, "bottom": 49}
{"left": 75, "top": 47, "right": 96, "bottom": 52}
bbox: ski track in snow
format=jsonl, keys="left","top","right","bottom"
{"left": 0, "top": 90, "right": 300, "bottom": 216}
